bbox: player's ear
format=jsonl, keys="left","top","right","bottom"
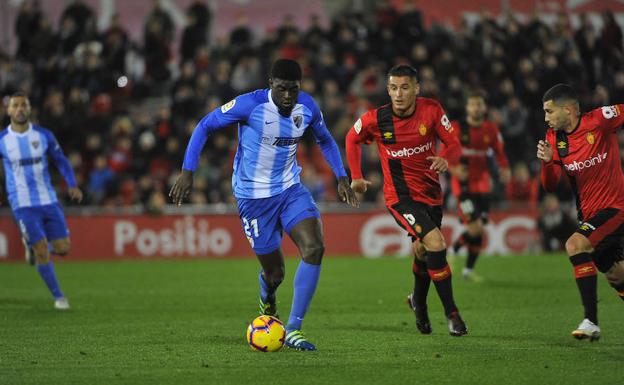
{"left": 268, "top": 78, "right": 273, "bottom": 88}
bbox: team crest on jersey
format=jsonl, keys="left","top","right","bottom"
{"left": 415, "top": 224, "right": 422, "bottom": 234}
{"left": 483, "top": 135, "right": 490, "bottom": 144}
{"left": 31, "top": 141, "right": 39, "bottom": 149}
{"left": 221, "top": 99, "right": 236, "bottom": 113}
{"left": 354, "top": 119, "right": 362, "bottom": 134}
{"left": 586, "top": 132, "right": 595, "bottom": 145}
{"left": 557, "top": 141, "right": 567, "bottom": 149}
{"left": 383, "top": 132, "right": 393, "bottom": 140}
{"left": 293, "top": 115, "right": 303, "bottom": 128}
{"left": 419, "top": 124, "right": 427, "bottom": 136}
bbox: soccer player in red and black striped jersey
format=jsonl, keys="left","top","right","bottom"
{"left": 449, "top": 92, "right": 510, "bottom": 281}
{"left": 345, "top": 65, "right": 467, "bottom": 336}
{"left": 538, "top": 83, "right": 624, "bottom": 341}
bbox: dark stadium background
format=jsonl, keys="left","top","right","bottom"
{"left": 0, "top": 0, "right": 622, "bottom": 259}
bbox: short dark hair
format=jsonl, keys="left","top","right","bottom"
{"left": 10, "top": 91, "right": 28, "bottom": 99}
{"left": 466, "top": 89, "right": 487, "bottom": 102}
{"left": 387, "top": 65, "right": 418, "bottom": 81}
{"left": 542, "top": 84, "right": 579, "bottom": 105}
{"left": 270, "top": 59, "right": 302, "bottom": 81}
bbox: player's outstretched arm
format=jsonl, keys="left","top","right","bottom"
{"left": 169, "top": 170, "right": 193, "bottom": 206}
{"left": 44, "top": 130, "right": 82, "bottom": 202}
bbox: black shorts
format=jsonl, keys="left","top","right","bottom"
{"left": 579, "top": 208, "right": 624, "bottom": 273}
{"left": 457, "top": 193, "right": 490, "bottom": 224}
{"left": 387, "top": 199, "right": 443, "bottom": 242}
{"left": 593, "top": 237, "right": 624, "bottom": 273}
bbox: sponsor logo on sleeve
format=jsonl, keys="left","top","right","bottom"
{"left": 441, "top": 114, "right": 452, "bottom": 132}
{"left": 354, "top": 119, "right": 362, "bottom": 134}
{"left": 601, "top": 105, "right": 620, "bottom": 119}
{"left": 221, "top": 99, "right": 236, "bottom": 113}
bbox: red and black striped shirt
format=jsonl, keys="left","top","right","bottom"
{"left": 346, "top": 97, "right": 461, "bottom": 207}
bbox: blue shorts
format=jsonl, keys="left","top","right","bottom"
{"left": 12, "top": 203, "right": 69, "bottom": 246}
{"left": 236, "top": 183, "right": 321, "bottom": 255}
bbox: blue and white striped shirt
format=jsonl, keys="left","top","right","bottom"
{"left": 0, "top": 124, "right": 76, "bottom": 210}
{"left": 182, "top": 89, "right": 346, "bottom": 199}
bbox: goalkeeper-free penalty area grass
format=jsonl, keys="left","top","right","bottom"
{"left": 0, "top": 254, "right": 621, "bottom": 385}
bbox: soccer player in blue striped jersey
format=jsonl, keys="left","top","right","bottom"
{"left": 0, "top": 93, "right": 83, "bottom": 310}
{"left": 170, "top": 59, "right": 358, "bottom": 351}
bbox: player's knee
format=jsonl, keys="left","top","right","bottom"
{"left": 53, "top": 240, "right": 70, "bottom": 256}
{"left": 605, "top": 266, "right": 624, "bottom": 285}
{"left": 32, "top": 245, "right": 49, "bottom": 264}
{"left": 605, "top": 273, "right": 624, "bottom": 286}
{"left": 565, "top": 237, "right": 591, "bottom": 256}
{"left": 467, "top": 222, "right": 483, "bottom": 237}
{"left": 423, "top": 233, "right": 446, "bottom": 252}
{"left": 300, "top": 243, "right": 325, "bottom": 265}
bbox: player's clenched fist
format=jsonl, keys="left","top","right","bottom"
{"left": 536, "top": 140, "right": 553, "bottom": 163}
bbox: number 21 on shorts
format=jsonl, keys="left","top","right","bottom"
{"left": 243, "top": 218, "right": 260, "bottom": 238}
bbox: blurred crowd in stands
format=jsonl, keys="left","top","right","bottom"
{"left": 1, "top": 0, "right": 623, "bottom": 232}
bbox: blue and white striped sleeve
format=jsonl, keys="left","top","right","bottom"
{"left": 44, "top": 130, "right": 77, "bottom": 187}
{"left": 182, "top": 94, "right": 257, "bottom": 171}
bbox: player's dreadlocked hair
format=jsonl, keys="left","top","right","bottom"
{"left": 542, "top": 84, "right": 579, "bottom": 105}
{"left": 387, "top": 65, "right": 419, "bottom": 82}
{"left": 270, "top": 59, "right": 302, "bottom": 81}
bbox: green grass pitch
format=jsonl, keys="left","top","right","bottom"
{"left": 0, "top": 254, "right": 621, "bottom": 385}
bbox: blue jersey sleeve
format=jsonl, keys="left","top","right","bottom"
{"left": 43, "top": 129, "right": 77, "bottom": 187}
{"left": 305, "top": 95, "right": 347, "bottom": 179}
{"left": 182, "top": 93, "right": 259, "bottom": 171}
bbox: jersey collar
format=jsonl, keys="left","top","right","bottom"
{"left": 7, "top": 123, "right": 32, "bottom": 136}
{"left": 565, "top": 115, "right": 582, "bottom": 135}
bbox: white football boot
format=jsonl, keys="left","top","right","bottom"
{"left": 572, "top": 318, "right": 600, "bottom": 341}
{"left": 54, "top": 297, "right": 70, "bottom": 310}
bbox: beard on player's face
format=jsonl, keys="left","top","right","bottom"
{"left": 10, "top": 111, "right": 29, "bottom": 125}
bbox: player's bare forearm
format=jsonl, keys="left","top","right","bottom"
{"left": 169, "top": 170, "right": 194, "bottom": 206}
{"left": 338, "top": 176, "right": 360, "bottom": 208}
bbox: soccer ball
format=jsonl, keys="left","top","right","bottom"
{"left": 246, "top": 315, "right": 285, "bottom": 352}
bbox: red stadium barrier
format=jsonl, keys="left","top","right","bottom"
{"left": 0, "top": 209, "right": 539, "bottom": 261}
